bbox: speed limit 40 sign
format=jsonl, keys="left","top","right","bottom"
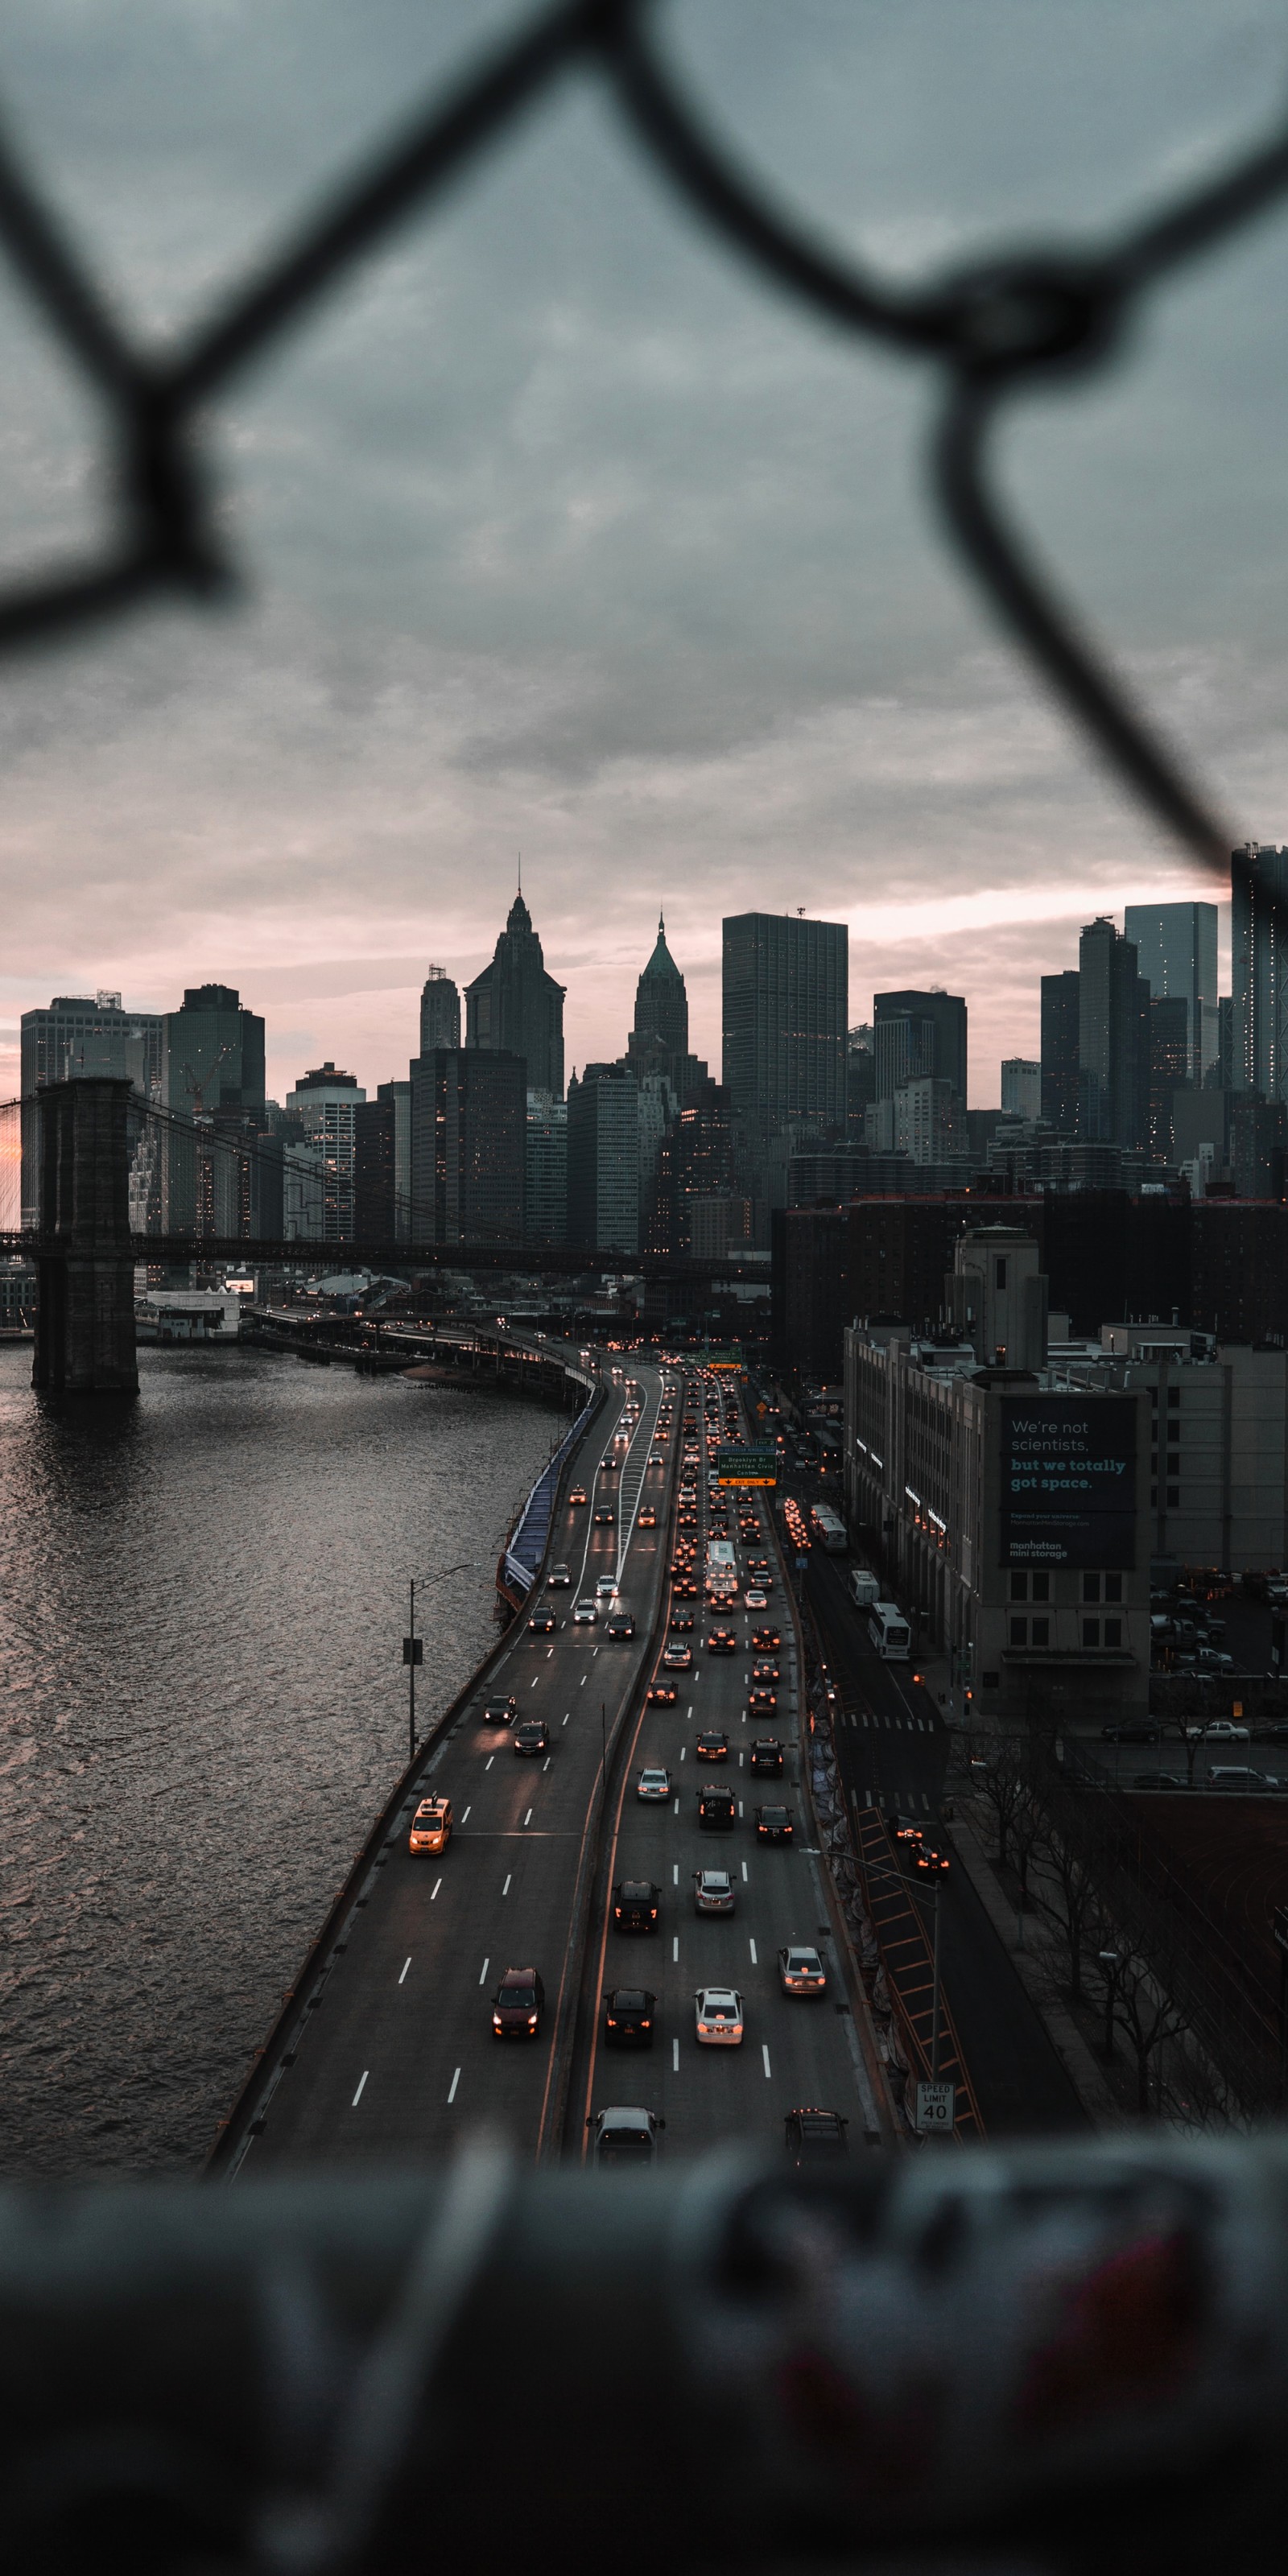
{"left": 915, "top": 2080, "right": 956, "bottom": 2134}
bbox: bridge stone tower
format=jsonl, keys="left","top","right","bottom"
{"left": 32, "top": 1078, "right": 138, "bottom": 1393}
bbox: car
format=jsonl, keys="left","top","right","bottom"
{"left": 695, "top": 1986, "right": 745, "bottom": 2046}
{"left": 1133, "top": 1771, "right": 1189, "bottom": 1789}
{"left": 569, "top": 1489, "right": 588, "bottom": 1506}
{"left": 663, "top": 1643, "right": 691, "bottom": 1670}
{"left": 748, "top": 1687, "right": 778, "bottom": 1715}
{"left": 906, "top": 1839, "right": 950, "bottom": 1874}
{"left": 593, "top": 1507, "right": 616, "bottom": 1526}
{"left": 528, "top": 1607, "right": 557, "bottom": 1634}
{"left": 648, "top": 1679, "right": 679, "bottom": 1705}
{"left": 1197, "top": 1648, "right": 1236, "bottom": 1671}
{"left": 754, "top": 1804, "right": 794, "bottom": 1843}
{"left": 891, "top": 1813, "right": 924, "bottom": 1845}
{"left": 408, "top": 1795, "right": 452, "bottom": 1854}
{"left": 752, "top": 1627, "right": 782, "bottom": 1652}
{"left": 693, "top": 1868, "right": 735, "bottom": 1913}
{"left": 596, "top": 1574, "right": 619, "bottom": 1600}
{"left": 744, "top": 1589, "right": 769, "bottom": 1611}
{"left": 752, "top": 1659, "right": 780, "bottom": 1685}
{"left": 1256, "top": 1723, "right": 1288, "bottom": 1744}
{"left": 513, "top": 1717, "right": 548, "bottom": 1755}
{"left": 673, "top": 1579, "right": 699, "bottom": 1600}
{"left": 573, "top": 1600, "right": 598, "bottom": 1624}
{"left": 697, "top": 1784, "right": 737, "bottom": 1830}
{"left": 482, "top": 1693, "right": 518, "bottom": 1725}
{"left": 785, "top": 2107, "right": 848, "bottom": 2164}
{"left": 547, "top": 1562, "right": 572, "bottom": 1586}
{"left": 670, "top": 1611, "right": 695, "bottom": 1633}
{"left": 587, "top": 2105, "right": 664, "bottom": 2165}
{"left": 749, "top": 1737, "right": 783, "bottom": 1777}
{"left": 638, "top": 1510, "right": 657, "bottom": 1529}
{"left": 601, "top": 1459, "right": 617, "bottom": 1472}
{"left": 1208, "top": 1765, "right": 1283, "bottom": 1790}
{"left": 1187, "top": 1720, "right": 1250, "bottom": 1743}
{"left": 603, "top": 1988, "right": 658, "bottom": 2048}
{"left": 636, "top": 1767, "right": 672, "bottom": 1802}
{"left": 606, "top": 1612, "right": 636, "bottom": 1641}
{"left": 778, "top": 1944, "right": 828, "bottom": 1996}
{"left": 492, "top": 1967, "right": 544, "bottom": 2037}
{"left": 706, "top": 1629, "right": 737, "bottom": 1655}
{"left": 1100, "top": 1722, "right": 1161, "bottom": 1744}
{"left": 696, "top": 1729, "right": 728, "bottom": 1761}
{"left": 613, "top": 1878, "right": 661, "bottom": 1930}
{"left": 648, "top": 1455, "right": 664, "bottom": 1468}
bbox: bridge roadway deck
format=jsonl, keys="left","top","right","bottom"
{"left": 242, "top": 1362, "right": 873, "bottom": 2169}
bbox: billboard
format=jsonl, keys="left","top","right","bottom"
{"left": 1000, "top": 1394, "right": 1137, "bottom": 1570}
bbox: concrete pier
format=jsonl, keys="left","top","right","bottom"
{"left": 32, "top": 1078, "right": 138, "bottom": 1394}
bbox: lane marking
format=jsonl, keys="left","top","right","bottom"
{"left": 749, "top": 1938, "right": 758, "bottom": 1965}
{"left": 672, "top": 1863, "right": 679, "bottom": 1885}
{"left": 672, "top": 1935, "right": 679, "bottom": 1962}
{"left": 478, "top": 1957, "right": 489, "bottom": 1984}
{"left": 352, "top": 2071, "right": 369, "bottom": 2107}
{"left": 741, "top": 1861, "right": 749, "bottom": 1881}
{"left": 502, "top": 1873, "right": 512, "bottom": 1896}
{"left": 398, "top": 1958, "right": 411, "bottom": 1984}
{"left": 679, "top": 1746, "right": 686, "bottom": 1761}
{"left": 547, "top": 1646, "right": 554, "bottom": 1658}
{"left": 447, "top": 2067, "right": 460, "bottom": 2104}
{"left": 461, "top": 1806, "right": 471, "bottom": 1823}
{"left": 485, "top": 1754, "right": 494, "bottom": 1771}
{"left": 543, "top": 1756, "right": 551, "bottom": 1771}
{"left": 523, "top": 1807, "right": 533, "bottom": 1827}
{"left": 431, "top": 1876, "right": 442, "bottom": 1899}
{"left": 762, "top": 2045, "right": 772, "bottom": 2079}
{"left": 674, "top": 1795, "right": 680, "bottom": 1814}
{"left": 562, "top": 1713, "right": 570, "bottom": 1725}
{"left": 530, "top": 1677, "right": 540, "bottom": 1689}
{"left": 673, "top": 2037, "right": 679, "bottom": 2070}
{"left": 580, "top": 1677, "right": 587, "bottom": 1688}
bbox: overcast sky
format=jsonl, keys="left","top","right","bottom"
{"left": 0, "top": 0, "right": 1284, "bottom": 1104}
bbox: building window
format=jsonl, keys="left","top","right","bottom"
{"left": 1083, "top": 1617, "right": 1100, "bottom": 1648}
{"left": 996, "top": 1258, "right": 1007, "bottom": 1289}
{"left": 1083, "top": 1573, "right": 1101, "bottom": 1604}
{"left": 1104, "top": 1574, "right": 1122, "bottom": 1604}
{"left": 1104, "top": 1618, "right": 1122, "bottom": 1648}
{"left": 1010, "top": 1572, "right": 1028, "bottom": 1602}
{"left": 1167, "top": 1385, "right": 1180, "bottom": 1409}
{"left": 1031, "top": 1571, "right": 1050, "bottom": 1603}
{"left": 1167, "top": 1485, "right": 1180, "bottom": 1508}
{"left": 1151, "top": 1486, "right": 1158, "bottom": 1506}
{"left": 1166, "top": 1450, "right": 1179, "bottom": 1474}
{"left": 1030, "top": 1617, "right": 1050, "bottom": 1646}
{"left": 1009, "top": 1617, "right": 1027, "bottom": 1646}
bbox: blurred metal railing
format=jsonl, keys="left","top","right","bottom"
{"left": 0, "top": 2, "right": 1281, "bottom": 877}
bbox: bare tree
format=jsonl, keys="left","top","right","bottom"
{"left": 1094, "top": 1933, "right": 1191, "bottom": 2116}
{"left": 963, "top": 1735, "right": 1030, "bottom": 1873}
{"left": 1032, "top": 1810, "right": 1099, "bottom": 2003}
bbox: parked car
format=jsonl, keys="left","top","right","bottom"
{"left": 1208, "top": 1765, "right": 1283, "bottom": 1791}
{"left": 1187, "top": 1720, "right": 1250, "bottom": 1743}
{"left": 1101, "top": 1723, "right": 1160, "bottom": 1744}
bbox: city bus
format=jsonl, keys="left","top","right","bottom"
{"left": 868, "top": 1601, "right": 911, "bottom": 1660}
{"left": 810, "top": 1505, "right": 848, "bottom": 1554}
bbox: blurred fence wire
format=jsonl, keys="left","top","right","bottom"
{"left": 0, "top": 0, "right": 1283, "bottom": 874}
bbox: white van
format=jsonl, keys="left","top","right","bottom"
{"left": 848, "top": 1568, "right": 880, "bottom": 1610}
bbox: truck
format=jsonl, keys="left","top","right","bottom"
{"left": 810, "top": 1505, "right": 848, "bottom": 1554}
{"left": 848, "top": 1567, "right": 880, "bottom": 1610}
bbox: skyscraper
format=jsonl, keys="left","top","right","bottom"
{"left": 286, "top": 1063, "right": 366, "bottom": 1242}
{"left": 1040, "top": 971, "right": 1080, "bottom": 1133}
{"left": 1077, "top": 919, "right": 1150, "bottom": 1149}
{"left": 1124, "top": 901, "right": 1219, "bottom": 1083}
{"left": 567, "top": 1063, "right": 639, "bottom": 1253}
{"left": 19, "top": 992, "right": 163, "bottom": 1228}
{"left": 873, "top": 989, "right": 967, "bottom": 1103}
{"left": 721, "top": 914, "right": 848, "bottom": 1179}
{"left": 1232, "top": 843, "right": 1288, "bottom": 1100}
{"left": 162, "top": 984, "right": 265, "bottom": 1116}
{"left": 525, "top": 1091, "right": 568, "bottom": 1249}
{"left": 419, "top": 966, "right": 460, "bottom": 1054}
{"left": 1147, "top": 997, "right": 1190, "bottom": 1160}
{"left": 1001, "top": 1058, "right": 1041, "bottom": 1120}
{"left": 629, "top": 912, "right": 687, "bottom": 1066}
{"left": 409, "top": 1048, "right": 526, "bottom": 1245}
{"left": 465, "top": 887, "right": 565, "bottom": 1096}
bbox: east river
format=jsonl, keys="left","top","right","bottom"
{"left": 0, "top": 1342, "right": 559, "bottom": 2178}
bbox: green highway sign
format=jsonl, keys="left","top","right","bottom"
{"left": 716, "top": 1444, "right": 778, "bottom": 1488}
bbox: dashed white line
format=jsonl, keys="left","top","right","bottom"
{"left": 580, "top": 1676, "right": 587, "bottom": 1688}
{"left": 679, "top": 1746, "right": 687, "bottom": 1761}
{"left": 523, "top": 1807, "right": 533, "bottom": 1827}
{"left": 460, "top": 1806, "right": 471, "bottom": 1823}
{"left": 749, "top": 1938, "right": 758, "bottom": 1965}
{"left": 741, "top": 1861, "right": 749, "bottom": 1881}
{"left": 673, "top": 2037, "right": 680, "bottom": 2070}
{"left": 431, "top": 1876, "right": 442, "bottom": 1899}
{"left": 762, "top": 2046, "right": 772, "bottom": 2079}
{"left": 502, "top": 1874, "right": 512, "bottom": 1896}
{"left": 562, "top": 1712, "right": 570, "bottom": 1726}
{"left": 478, "top": 1956, "right": 489, "bottom": 1984}
{"left": 672, "top": 1935, "right": 679, "bottom": 1963}
{"left": 672, "top": 1863, "right": 679, "bottom": 1885}
{"left": 485, "top": 1755, "right": 494, "bottom": 1771}
{"left": 673, "top": 1795, "right": 680, "bottom": 1814}
{"left": 398, "top": 1958, "right": 411, "bottom": 1984}
{"left": 448, "top": 2067, "right": 460, "bottom": 2104}
{"left": 352, "top": 2071, "right": 368, "bottom": 2107}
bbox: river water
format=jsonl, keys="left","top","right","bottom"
{"left": 0, "top": 1343, "right": 559, "bottom": 2179}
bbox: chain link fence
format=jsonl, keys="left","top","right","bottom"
{"left": 0, "top": 0, "right": 1282, "bottom": 877}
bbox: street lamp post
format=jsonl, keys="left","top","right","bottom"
{"left": 403, "top": 1561, "right": 476, "bottom": 1769}
{"left": 1099, "top": 1949, "right": 1121, "bottom": 2062}
{"left": 930, "top": 1881, "right": 943, "bottom": 2082}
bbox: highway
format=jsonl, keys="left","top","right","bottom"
{"left": 799, "top": 1533, "right": 1088, "bottom": 2137}
{"left": 243, "top": 1356, "right": 876, "bottom": 2169}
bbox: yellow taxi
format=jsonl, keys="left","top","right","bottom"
{"left": 408, "top": 1796, "right": 452, "bottom": 1855}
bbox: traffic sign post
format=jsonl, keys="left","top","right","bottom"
{"left": 914, "top": 2080, "right": 956, "bottom": 2135}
